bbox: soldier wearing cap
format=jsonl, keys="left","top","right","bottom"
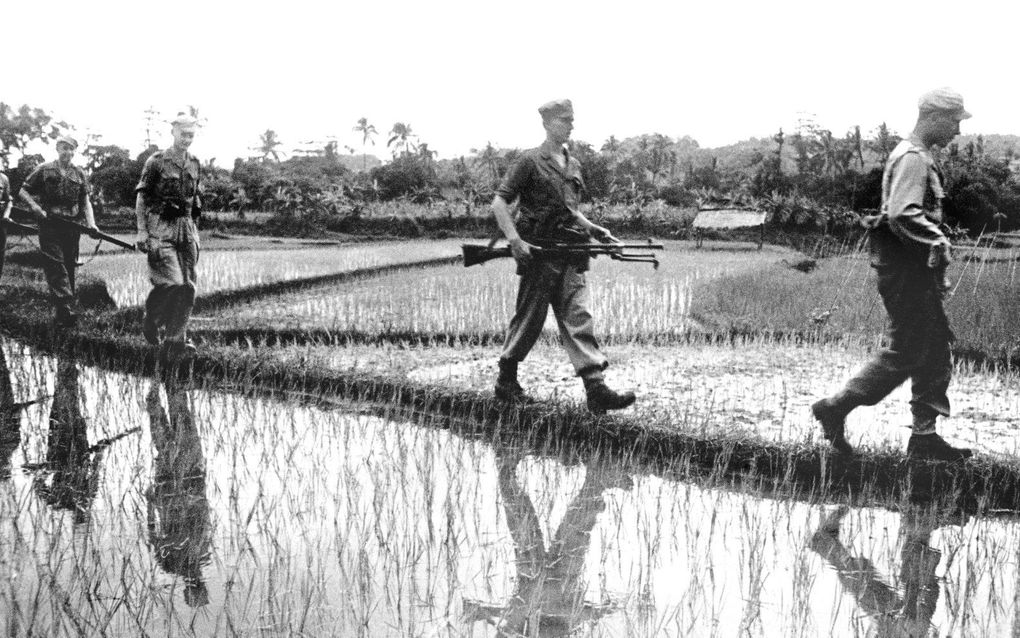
{"left": 812, "top": 88, "right": 973, "bottom": 461}
{"left": 491, "top": 99, "right": 635, "bottom": 414}
{"left": 18, "top": 135, "right": 99, "bottom": 327}
{"left": 135, "top": 113, "right": 202, "bottom": 353}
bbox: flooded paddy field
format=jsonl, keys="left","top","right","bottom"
{"left": 2, "top": 340, "right": 1020, "bottom": 637}
{"left": 227, "top": 338, "right": 1019, "bottom": 459}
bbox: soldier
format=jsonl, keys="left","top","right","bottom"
{"left": 492, "top": 99, "right": 634, "bottom": 414}
{"left": 18, "top": 136, "right": 99, "bottom": 327}
{"left": 135, "top": 114, "right": 202, "bottom": 353}
{"left": 812, "top": 88, "right": 972, "bottom": 461}
{"left": 0, "top": 171, "right": 11, "bottom": 278}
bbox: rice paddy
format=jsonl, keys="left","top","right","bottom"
{"left": 1, "top": 233, "right": 1019, "bottom": 636}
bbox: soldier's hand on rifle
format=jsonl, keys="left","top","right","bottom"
{"left": 590, "top": 225, "right": 621, "bottom": 244}
{"left": 136, "top": 232, "right": 155, "bottom": 253}
{"left": 508, "top": 237, "right": 535, "bottom": 267}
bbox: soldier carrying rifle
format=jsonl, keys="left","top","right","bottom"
{"left": 491, "top": 99, "right": 635, "bottom": 414}
{"left": 18, "top": 135, "right": 99, "bottom": 328}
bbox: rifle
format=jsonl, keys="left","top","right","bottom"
{"left": 463, "top": 239, "right": 664, "bottom": 269}
{"left": 12, "top": 206, "right": 136, "bottom": 251}
{"left": 1, "top": 218, "right": 38, "bottom": 235}
{"left": 45, "top": 215, "right": 136, "bottom": 251}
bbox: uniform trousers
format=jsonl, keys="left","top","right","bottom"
{"left": 38, "top": 219, "right": 81, "bottom": 316}
{"left": 840, "top": 261, "right": 952, "bottom": 424}
{"left": 500, "top": 260, "right": 607, "bottom": 378}
{"left": 144, "top": 214, "right": 199, "bottom": 341}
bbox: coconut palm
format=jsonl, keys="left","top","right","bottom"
{"left": 257, "top": 129, "right": 283, "bottom": 162}
{"left": 352, "top": 117, "right": 377, "bottom": 171}
{"left": 387, "top": 122, "right": 417, "bottom": 157}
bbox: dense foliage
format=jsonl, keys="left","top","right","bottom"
{"left": 2, "top": 104, "right": 1019, "bottom": 235}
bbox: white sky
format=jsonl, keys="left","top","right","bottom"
{"left": 4, "top": 0, "right": 1017, "bottom": 166}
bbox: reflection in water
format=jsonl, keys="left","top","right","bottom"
{"left": 810, "top": 490, "right": 961, "bottom": 638}
{"left": 33, "top": 359, "right": 101, "bottom": 524}
{"left": 145, "top": 378, "right": 212, "bottom": 607}
{"left": 465, "top": 452, "right": 633, "bottom": 637}
{"left": 0, "top": 340, "right": 21, "bottom": 480}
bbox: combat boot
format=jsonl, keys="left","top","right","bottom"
{"left": 907, "top": 433, "right": 972, "bottom": 462}
{"left": 494, "top": 359, "right": 528, "bottom": 403}
{"left": 811, "top": 398, "right": 854, "bottom": 455}
{"left": 584, "top": 378, "right": 635, "bottom": 415}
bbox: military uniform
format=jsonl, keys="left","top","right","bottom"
{"left": 846, "top": 138, "right": 953, "bottom": 424}
{"left": 136, "top": 148, "right": 201, "bottom": 345}
{"left": 21, "top": 160, "right": 91, "bottom": 322}
{"left": 497, "top": 146, "right": 608, "bottom": 377}
{"left": 0, "top": 173, "right": 11, "bottom": 277}
{"left": 813, "top": 88, "right": 973, "bottom": 461}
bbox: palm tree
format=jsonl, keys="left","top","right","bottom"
{"left": 471, "top": 142, "right": 501, "bottom": 187}
{"left": 418, "top": 143, "right": 437, "bottom": 169}
{"left": 387, "top": 122, "right": 417, "bottom": 157}
{"left": 257, "top": 129, "right": 283, "bottom": 162}
{"left": 352, "top": 117, "right": 377, "bottom": 171}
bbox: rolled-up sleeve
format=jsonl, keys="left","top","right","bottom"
{"left": 886, "top": 152, "right": 946, "bottom": 249}
{"left": 495, "top": 156, "right": 531, "bottom": 203}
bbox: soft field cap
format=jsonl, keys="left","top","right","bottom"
{"left": 918, "top": 87, "right": 972, "bottom": 120}
{"left": 538, "top": 99, "right": 573, "bottom": 120}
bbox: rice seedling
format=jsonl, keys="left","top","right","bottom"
{"left": 90, "top": 239, "right": 467, "bottom": 308}
{"left": 2, "top": 341, "right": 1019, "bottom": 636}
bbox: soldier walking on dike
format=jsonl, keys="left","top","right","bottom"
{"left": 18, "top": 136, "right": 99, "bottom": 328}
{"left": 0, "top": 171, "right": 12, "bottom": 279}
{"left": 812, "top": 88, "right": 972, "bottom": 461}
{"left": 491, "top": 99, "right": 635, "bottom": 414}
{"left": 135, "top": 114, "right": 202, "bottom": 354}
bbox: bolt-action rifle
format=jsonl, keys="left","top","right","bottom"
{"left": 12, "top": 206, "right": 136, "bottom": 251}
{"left": 462, "top": 239, "right": 664, "bottom": 269}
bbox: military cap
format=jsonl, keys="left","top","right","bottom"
{"left": 171, "top": 112, "right": 200, "bottom": 129}
{"left": 538, "top": 99, "right": 573, "bottom": 120}
{"left": 55, "top": 135, "right": 78, "bottom": 149}
{"left": 918, "top": 88, "right": 972, "bottom": 120}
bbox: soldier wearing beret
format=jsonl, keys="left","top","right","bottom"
{"left": 18, "top": 135, "right": 99, "bottom": 328}
{"left": 813, "top": 88, "right": 973, "bottom": 461}
{"left": 135, "top": 114, "right": 202, "bottom": 353}
{"left": 491, "top": 99, "right": 635, "bottom": 414}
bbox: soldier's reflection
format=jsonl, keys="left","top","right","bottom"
{"left": 465, "top": 452, "right": 633, "bottom": 636}
{"left": 33, "top": 358, "right": 100, "bottom": 524}
{"left": 0, "top": 340, "right": 24, "bottom": 480}
{"left": 145, "top": 379, "right": 212, "bottom": 608}
{"left": 810, "top": 495, "right": 957, "bottom": 638}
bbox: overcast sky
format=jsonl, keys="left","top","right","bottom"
{"left": 4, "top": 0, "right": 1016, "bottom": 166}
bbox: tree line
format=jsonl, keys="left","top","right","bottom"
{"left": 3, "top": 103, "right": 1018, "bottom": 235}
